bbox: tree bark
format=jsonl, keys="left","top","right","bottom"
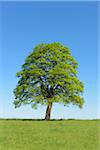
{"left": 45, "top": 102, "right": 52, "bottom": 120}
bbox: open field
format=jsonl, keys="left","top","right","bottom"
{"left": 0, "top": 119, "right": 99, "bottom": 150}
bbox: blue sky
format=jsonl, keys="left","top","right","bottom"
{"left": 0, "top": 1, "right": 99, "bottom": 119}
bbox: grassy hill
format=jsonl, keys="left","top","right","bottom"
{"left": 0, "top": 119, "right": 99, "bottom": 150}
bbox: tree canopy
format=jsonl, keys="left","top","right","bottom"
{"left": 13, "top": 43, "right": 84, "bottom": 119}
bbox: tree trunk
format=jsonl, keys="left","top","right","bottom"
{"left": 45, "top": 102, "right": 52, "bottom": 120}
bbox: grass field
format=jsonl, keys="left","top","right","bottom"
{"left": 0, "top": 119, "right": 99, "bottom": 150}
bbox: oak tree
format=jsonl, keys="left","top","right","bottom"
{"left": 13, "top": 43, "right": 84, "bottom": 120}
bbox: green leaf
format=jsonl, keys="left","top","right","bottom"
{"left": 14, "top": 42, "right": 84, "bottom": 109}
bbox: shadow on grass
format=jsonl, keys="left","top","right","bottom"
{"left": 0, "top": 118, "right": 99, "bottom": 121}
{"left": 0, "top": 118, "right": 65, "bottom": 121}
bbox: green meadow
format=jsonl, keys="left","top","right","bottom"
{"left": 0, "top": 119, "right": 99, "bottom": 150}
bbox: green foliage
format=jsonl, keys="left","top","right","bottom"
{"left": 14, "top": 42, "right": 84, "bottom": 109}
